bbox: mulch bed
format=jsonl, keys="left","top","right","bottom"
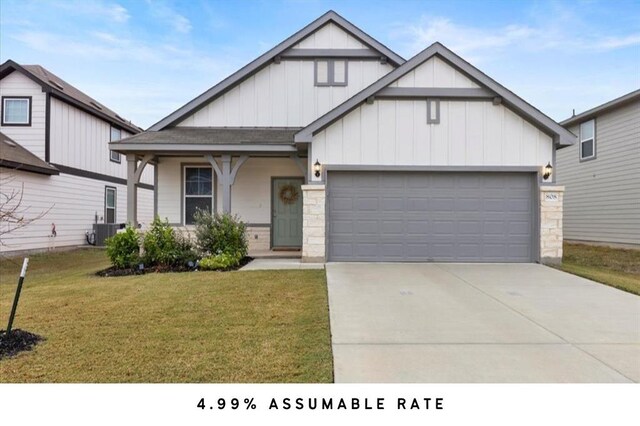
{"left": 0, "top": 329, "right": 44, "bottom": 360}
{"left": 95, "top": 257, "right": 253, "bottom": 277}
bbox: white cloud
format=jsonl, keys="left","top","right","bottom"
{"left": 593, "top": 34, "right": 640, "bottom": 50}
{"left": 146, "top": 0, "right": 192, "bottom": 34}
{"left": 392, "top": 14, "right": 640, "bottom": 59}
{"left": 51, "top": 1, "right": 130, "bottom": 23}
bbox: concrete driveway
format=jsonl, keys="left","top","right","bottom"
{"left": 326, "top": 263, "right": 640, "bottom": 383}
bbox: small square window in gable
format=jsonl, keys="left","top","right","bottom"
{"left": 315, "top": 59, "right": 348, "bottom": 86}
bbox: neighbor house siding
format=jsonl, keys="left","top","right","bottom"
{"left": 310, "top": 99, "right": 553, "bottom": 178}
{"left": 176, "top": 60, "right": 393, "bottom": 128}
{"left": 556, "top": 101, "right": 640, "bottom": 245}
{"left": 0, "top": 71, "right": 46, "bottom": 160}
{"left": 0, "top": 169, "right": 154, "bottom": 253}
{"left": 49, "top": 97, "right": 153, "bottom": 185}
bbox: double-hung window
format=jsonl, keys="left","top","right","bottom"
{"left": 2, "top": 96, "right": 31, "bottom": 126}
{"left": 579, "top": 119, "right": 596, "bottom": 161}
{"left": 110, "top": 127, "right": 122, "bottom": 163}
{"left": 315, "top": 59, "right": 348, "bottom": 86}
{"left": 184, "top": 167, "right": 213, "bottom": 225}
{"left": 105, "top": 187, "right": 117, "bottom": 224}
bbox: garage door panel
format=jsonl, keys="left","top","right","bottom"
{"left": 327, "top": 171, "right": 535, "bottom": 262}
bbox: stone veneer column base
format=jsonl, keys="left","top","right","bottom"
{"left": 301, "top": 184, "right": 326, "bottom": 263}
{"left": 540, "top": 185, "right": 565, "bottom": 265}
{"left": 246, "top": 225, "right": 271, "bottom": 253}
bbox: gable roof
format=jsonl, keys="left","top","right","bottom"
{"left": 0, "top": 132, "right": 59, "bottom": 175}
{"left": 0, "top": 60, "right": 141, "bottom": 134}
{"left": 295, "top": 42, "right": 577, "bottom": 147}
{"left": 148, "top": 10, "right": 405, "bottom": 131}
{"left": 561, "top": 89, "right": 640, "bottom": 127}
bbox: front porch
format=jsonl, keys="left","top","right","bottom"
{"left": 113, "top": 127, "right": 317, "bottom": 258}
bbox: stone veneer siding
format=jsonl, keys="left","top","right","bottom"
{"left": 246, "top": 225, "right": 271, "bottom": 254}
{"left": 540, "top": 185, "right": 565, "bottom": 264}
{"left": 301, "top": 184, "right": 326, "bottom": 262}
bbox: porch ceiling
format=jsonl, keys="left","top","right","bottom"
{"left": 110, "top": 127, "right": 302, "bottom": 154}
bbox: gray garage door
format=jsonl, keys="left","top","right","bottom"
{"left": 327, "top": 171, "right": 536, "bottom": 262}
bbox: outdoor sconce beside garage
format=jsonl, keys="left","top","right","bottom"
{"left": 314, "top": 160, "right": 322, "bottom": 178}
{"left": 543, "top": 162, "right": 553, "bottom": 180}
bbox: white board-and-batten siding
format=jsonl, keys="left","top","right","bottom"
{"left": 310, "top": 100, "right": 552, "bottom": 175}
{"left": 556, "top": 101, "right": 640, "bottom": 245}
{"left": 309, "top": 55, "right": 553, "bottom": 180}
{"left": 177, "top": 60, "right": 393, "bottom": 128}
{"left": 291, "top": 22, "right": 369, "bottom": 49}
{"left": 0, "top": 71, "right": 47, "bottom": 160}
{"left": 0, "top": 170, "right": 154, "bottom": 253}
{"left": 49, "top": 97, "right": 153, "bottom": 185}
{"left": 156, "top": 157, "right": 303, "bottom": 225}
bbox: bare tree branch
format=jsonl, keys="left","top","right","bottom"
{"left": 0, "top": 172, "right": 53, "bottom": 246}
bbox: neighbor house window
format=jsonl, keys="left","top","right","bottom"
{"left": 110, "top": 127, "right": 122, "bottom": 163}
{"left": 105, "top": 187, "right": 116, "bottom": 224}
{"left": 315, "top": 59, "right": 348, "bottom": 86}
{"left": 184, "top": 167, "right": 213, "bottom": 225}
{"left": 2, "top": 96, "right": 31, "bottom": 126}
{"left": 579, "top": 119, "right": 596, "bottom": 161}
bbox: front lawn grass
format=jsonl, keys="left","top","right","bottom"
{"left": 0, "top": 249, "right": 333, "bottom": 383}
{"left": 560, "top": 242, "right": 640, "bottom": 296}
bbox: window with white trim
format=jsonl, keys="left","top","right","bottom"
{"left": 184, "top": 167, "right": 213, "bottom": 225}
{"left": 315, "top": 59, "right": 348, "bottom": 86}
{"left": 579, "top": 119, "right": 596, "bottom": 161}
{"left": 110, "top": 127, "right": 122, "bottom": 163}
{"left": 105, "top": 187, "right": 117, "bottom": 224}
{"left": 2, "top": 97, "right": 31, "bottom": 125}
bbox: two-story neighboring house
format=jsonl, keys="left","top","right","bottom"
{"left": 0, "top": 60, "right": 154, "bottom": 253}
{"left": 111, "top": 11, "right": 574, "bottom": 264}
{"left": 557, "top": 90, "right": 640, "bottom": 247}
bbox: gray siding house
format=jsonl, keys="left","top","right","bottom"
{"left": 556, "top": 90, "right": 640, "bottom": 246}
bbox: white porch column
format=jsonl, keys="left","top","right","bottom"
{"left": 540, "top": 185, "right": 565, "bottom": 264}
{"left": 205, "top": 154, "right": 248, "bottom": 214}
{"left": 301, "top": 184, "right": 326, "bottom": 263}
{"left": 126, "top": 153, "right": 154, "bottom": 227}
{"left": 126, "top": 154, "right": 138, "bottom": 226}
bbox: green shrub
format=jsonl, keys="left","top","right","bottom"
{"left": 193, "top": 211, "right": 248, "bottom": 258}
{"left": 105, "top": 226, "right": 141, "bottom": 269}
{"left": 199, "top": 251, "right": 243, "bottom": 271}
{"left": 142, "top": 217, "right": 199, "bottom": 267}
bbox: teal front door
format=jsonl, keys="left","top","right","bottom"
{"left": 272, "top": 177, "right": 304, "bottom": 248}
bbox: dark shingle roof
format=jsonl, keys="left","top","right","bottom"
{"left": 0, "top": 60, "right": 141, "bottom": 134}
{"left": 0, "top": 132, "right": 59, "bottom": 175}
{"left": 561, "top": 89, "right": 640, "bottom": 127}
{"left": 112, "top": 127, "right": 301, "bottom": 146}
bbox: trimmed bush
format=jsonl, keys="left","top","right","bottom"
{"left": 142, "top": 217, "right": 199, "bottom": 267}
{"left": 199, "top": 251, "right": 243, "bottom": 271}
{"left": 105, "top": 226, "right": 140, "bottom": 269}
{"left": 193, "top": 211, "right": 248, "bottom": 258}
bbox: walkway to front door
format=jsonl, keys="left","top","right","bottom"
{"left": 272, "top": 177, "right": 304, "bottom": 249}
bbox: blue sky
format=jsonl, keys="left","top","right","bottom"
{"left": 2, "top": 0, "right": 639, "bottom": 129}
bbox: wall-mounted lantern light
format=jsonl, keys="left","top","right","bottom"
{"left": 314, "top": 159, "right": 322, "bottom": 178}
{"left": 543, "top": 162, "right": 553, "bottom": 180}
